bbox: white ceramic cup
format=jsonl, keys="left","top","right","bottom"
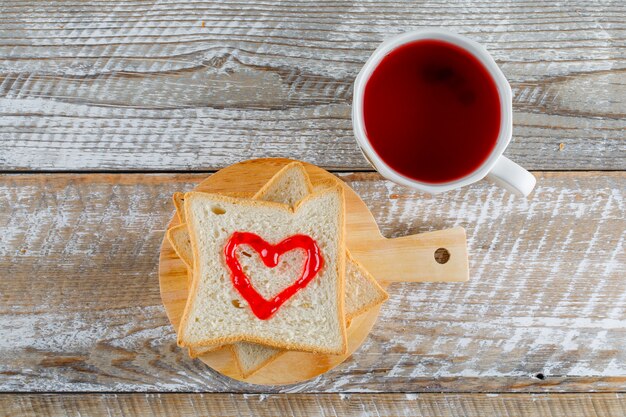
{"left": 352, "top": 29, "right": 536, "bottom": 196}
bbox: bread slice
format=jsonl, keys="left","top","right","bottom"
{"left": 173, "top": 192, "right": 186, "bottom": 223}
{"left": 178, "top": 186, "right": 347, "bottom": 354}
{"left": 172, "top": 163, "right": 387, "bottom": 375}
{"left": 229, "top": 342, "right": 281, "bottom": 375}
{"left": 167, "top": 224, "right": 193, "bottom": 269}
{"left": 343, "top": 251, "right": 388, "bottom": 320}
{"left": 185, "top": 162, "right": 315, "bottom": 362}
{"left": 254, "top": 161, "right": 313, "bottom": 206}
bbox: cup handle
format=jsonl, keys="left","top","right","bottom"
{"left": 486, "top": 156, "right": 536, "bottom": 197}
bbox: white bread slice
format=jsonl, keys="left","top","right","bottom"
{"left": 254, "top": 161, "right": 313, "bottom": 206}
{"left": 178, "top": 187, "right": 347, "bottom": 354}
{"left": 229, "top": 342, "right": 281, "bottom": 375}
{"left": 167, "top": 224, "right": 192, "bottom": 269}
{"left": 344, "top": 251, "right": 388, "bottom": 321}
{"left": 187, "top": 162, "right": 315, "bottom": 365}
{"left": 173, "top": 192, "right": 186, "bottom": 223}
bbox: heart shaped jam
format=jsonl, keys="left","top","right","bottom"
{"left": 224, "top": 232, "right": 324, "bottom": 320}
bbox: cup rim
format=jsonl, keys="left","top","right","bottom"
{"left": 352, "top": 28, "right": 513, "bottom": 194}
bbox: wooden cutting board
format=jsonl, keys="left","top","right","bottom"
{"left": 159, "top": 158, "right": 468, "bottom": 385}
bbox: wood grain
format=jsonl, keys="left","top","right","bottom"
{"left": 2, "top": 393, "right": 626, "bottom": 417}
{"left": 0, "top": 172, "right": 623, "bottom": 392}
{"left": 0, "top": 0, "right": 624, "bottom": 171}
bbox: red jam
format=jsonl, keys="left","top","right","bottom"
{"left": 224, "top": 232, "right": 324, "bottom": 320}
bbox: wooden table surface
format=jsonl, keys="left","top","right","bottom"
{"left": 1, "top": 1, "right": 624, "bottom": 416}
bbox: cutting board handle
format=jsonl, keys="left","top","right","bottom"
{"left": 356, "top": 227, "right": 469, "bottom": 283}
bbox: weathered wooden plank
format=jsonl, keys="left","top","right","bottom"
{"left": 0, "top": 172, "right": 624, "bottom": 392}
{"left": 2, "top": 393, "right": 626, "bottom": 417}
{"left": 1, "top": 0, "right": 624, "bottom": 171}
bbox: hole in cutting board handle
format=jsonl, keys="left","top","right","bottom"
{"left": 434, "top": 248, "right": 450, "bottom": 264}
